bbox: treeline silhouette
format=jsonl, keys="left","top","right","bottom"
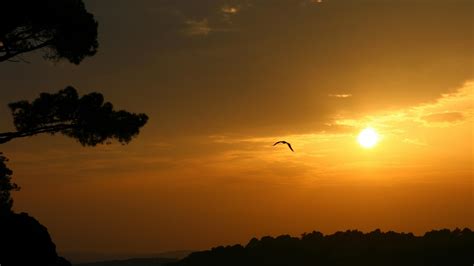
{"left": 171, "top": 229, "right": 474, "bottom": 266}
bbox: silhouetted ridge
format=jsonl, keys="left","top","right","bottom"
{"left": 171, "top": 229, "right": 474, "bottom": 266}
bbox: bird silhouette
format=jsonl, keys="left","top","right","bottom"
{"left": 273, "top": 141, "right": 294, "bottom": 152}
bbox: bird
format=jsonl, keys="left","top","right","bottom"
{"left": 273, "top": 141, "right": 294, "bottom": 152}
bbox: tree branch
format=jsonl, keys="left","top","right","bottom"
{"left": 0, "top": 40, "right": 52, "bottom": 62}
{"left": 0, "top": 123, "right": 73, "bottom": 144}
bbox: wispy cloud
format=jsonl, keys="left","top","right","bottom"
{"left": 221, "top": 6, "right": 240, "bottom": 15}
{"left": 421, "top": 112, "right": 464, "bottom": 123}
{"left": 402, "top": 138, "right": 427, "bottom": 146}
{"left": 328, "top": 94, "right": 352, "bottom": 98}
{"left": 301, "top": 0, "right": 324, "bottom": 6}
{"left": 182, "top": 17, "right": 238, "bottom": 36}
{"left": 334, "top": 81, "right": 474, "bottom": 129}
{"left": 183, "top": 19, "right": 212, "bottom": 36}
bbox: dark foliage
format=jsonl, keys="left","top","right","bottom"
{"left": 0, "top": 0, "right": 98, "bottom": 64}
{"left": 0, "top": 212, "right": 71, "bottom": 266}
{"left": 0, "top": 153, "right": 19, "bottom": 215}
{"left": 171, "top": 229, "right": 474, "bottom": 266}
{"left": 0, "top": 86, "right": 148, "bottom": 146}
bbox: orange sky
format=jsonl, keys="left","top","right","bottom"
{"left": 0, "top": 0, "right": 472, "bottom": 258}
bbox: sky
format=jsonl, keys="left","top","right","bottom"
{"left": 0, "top": 0, "right": 473, "bottom": 260}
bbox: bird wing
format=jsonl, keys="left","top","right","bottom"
{"left": 287, "top": 143, "right": 294, "bottom": 152}
{"left": 273, "top": 141, "right": 283, "bottom": 146}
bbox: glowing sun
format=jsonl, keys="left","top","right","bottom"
{"left": 357, "top": 128, "right": 379, "bottom": 148}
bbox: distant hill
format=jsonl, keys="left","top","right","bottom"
{"left": 74, "top": 257, "right": 177, "bottom": 266}
{"left": 170, "top": 228, "right": 474, "bottom": 266}
{"left": 67, "top": 250, "right": 192, "bottom": 264}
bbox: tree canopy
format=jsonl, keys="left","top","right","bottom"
{"left": 0, "top": 0, "right": 98, "bottom": 64}
{"left": 0, "top": 87, "right": 148, "bottom": 146}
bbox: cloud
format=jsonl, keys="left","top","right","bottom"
{"left": 333, "top": 81, "right": 473, "bottom": 128}
{"left": 321, "top": 123, "right": 355, "bottom": 133}
{"left": 182, "top": 17, "right": 238, "bottom": 37}
{"left": 412, "top": 82, "right": 473, "bottom": 126}
{"left": 402, "top": 138, "right": 427, "bottom": 146}
{"left": 301, "top": 0, "right": 323, "bottom": 6}
{"left": 183, "top": 19, "right": 212, "bottom": 36}
{"left": 221, "top": 6, "right": 239, "bottom": 15}
{"left": 421, "top": 112, "right": 465, "bottom": 123}
{"left": 221, "top": 5, "right": 240, "bottom": 23}
{"left": 328, "top": 94, "right": 352, "bottom": 98}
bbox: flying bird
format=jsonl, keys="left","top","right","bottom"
{"left": 273, "top": 141, "right": 294, "bottom": 152}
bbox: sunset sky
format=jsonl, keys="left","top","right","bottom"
{"left": 0, "top": 0, "right": 473, "bottom": 258}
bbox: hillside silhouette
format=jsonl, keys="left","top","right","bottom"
{"left": 0, "top": 212, "right": 71, "bottom": 266}
{"left": 170, "top": 228, "right": 474, "bottom": 266}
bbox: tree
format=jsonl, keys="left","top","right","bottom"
{"left": 0, "top": 0, "right": 98, "bottom": 64}
{"left": 0, "top": 87, "right": 148, "bottom": 146}
{"left": 0, "top": 154, "right": 19, "bottom": 215}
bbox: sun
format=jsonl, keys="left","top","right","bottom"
{"left": 357, "top": 127, "right": 379, "bottom": 148}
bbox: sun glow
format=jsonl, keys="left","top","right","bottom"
{"left": 357, "top": 128, "right": 379, "bottom": 148}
